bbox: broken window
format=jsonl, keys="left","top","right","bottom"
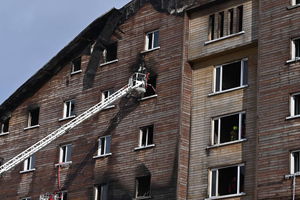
{"left": 291, "top": 150, "right": 300, "bottom": 174}
{"left": 208, "top": 14, "right": 215, "bottom": 40}
{"left": 143, "top": 75, "right": 157, "bottom": 98}
{"left": 212, "top": 112, "right": 246, "bottom": 145}
{"left": 97, "top": 136, "right": 111, "bottom": 156}
{"left": 71, "top": 57, "right": 81, "bottom": 73}
{"left": 56, "top": 191, "right": 68, "bottom": 200}
{"left": 290, "top": 93, "right": 300, "bottom": 117}
{"left": 214, "top": 58, "right": 248, "bottom": 92}
{"left": 22, "top": 155, "right": 35, "bottom": 172}
{"left": 218, "top": 11, "right": 225, "bottom": 38}
{"left": 136, "top": 176, "right": 151, "bottom": 199}
{"left": 236, "top": 6, "right": 243, "bottom": 32}
{"left": 145, "top": 30, "right": 159, "bottom": 51}
{"left": 210, "top": 165, "right": 245, "bottom": 198}
{"left": 94, "top": 184, "right": 108, "bottom": 200}
{"left": 101, "top": 43, "right": 118, "bottom": 64}
{"left": 59, "top": 144, "right": 72, "bottom": 163}
{"left": 0, "top": 118, "right": 9, "bottom": 134}
{"left": 292, "top": 38, "right": 300, "bottom": 60}
{"left": 228, "top": 9, "right": 234, "bottom": 35}
{"left": 63, "top": 100, "right": 75, "bottom": 118}
{"left": 139, "top": 125, "right": 154, "bottom": 148}
{"left": 28, "top": 107, "right": 40, "bottom": 127}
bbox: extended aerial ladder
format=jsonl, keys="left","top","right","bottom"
{"left": 0, "top": 73, "right": 147, "bottom": 175}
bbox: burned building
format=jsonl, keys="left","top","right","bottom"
{"left": 1, "top": 0, "right": 300, "bottom": 199}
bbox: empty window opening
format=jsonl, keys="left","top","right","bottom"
{"left": 291, "top": 150, "right": 300, "bottom": 174}
{"left": 139, "top": 125, "right": 154, "bottom": 147}
{"left": 290, "top": 93, "right": 300, "bottom": 116}
{"left": 213, "top": 113, "right": 246, "bottom": 145}
{"left": 59, "top": 144, "right": 72, "bottom": 163}
{"left": 72, "top": 57, "right": 81, "bottom": 73}
{"left": 237, "top": 6, "right": 243, "bottom": 32}
{"left": 101, "top": 89, "right": 114, "bottom": 101}
{"left": 292, "top": 38, "right": 300, "bottom": 59}
{"left": 97, "top": 136, "right": 111, "bottom": 156}
{"left": 208, "top": 14, "right": 215, "bottom": 40}
{"left": 28, "top": 107, "right": 40, "bottom": 127}
{"left": 214, "top": 59, "right": 248, "bottom": 92}
{"left": 102, "top": 43, "right": 118, "bottom": 64}
{"left": 210, "top": 165, "right": 245, "bottom": 198}
{"left": 23, "top": 155, "right": 35, "bottom": 172}
{"left": 218, "top": 12, "right": 225, "bottom": 38}
{"left": 228, "top": 9, "right": 234, "bottom": 35}
{"left": 0, "top": 118, "right": 9, "bottom": 133}
{"left": 136, "top": 176, "right": 151, "bottom": 198}
{"left": 145, "top": 30, "right": 159, "bottom": 50}
{"left": 94, "top": 184, "right": 108, "bottom": 200}
{"left": 144, "top": 75, "right": 157, "bottom": 97}
{"left": 63, "top": 100, "right": 75, "bottom": 118}
{"left": 0, "top": 157, "right": 3, "bottom": 166}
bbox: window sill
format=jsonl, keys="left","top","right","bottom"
{"left": 134, "top": 144, "right": 155, "bottom": 151}
{"left": 206, "top": 138, "right": 247, "bottom": 149}
{"left": 55, "top": 161, "right": 72, "bottom": 167}
{"left": 134, "top": 196, "right": 152, "bottom": 200}
{"left": 103, "top": 105, "right": 115, "bottom": 110}
{"left": 20, "top": 168, "right": 36, "bottom": 174}
{"left": 99, "top": 59, "right": 118, "bottom": 67}
{"left": 208, "top": 85, "right": 248, "bottom": 97}
{"left": 285, "top": 172, "right": 300, "bottom": 179}
{"left": 139, "top": 94, "right": 158, "bottom": 101}
{"left": 205, "top": 193, "right": 246, "bottom": 200}
{"left": 140, "top": 47, "right": 160, "bottom": 54}
{"left": 287, "top": 4, "right": 300, "bottom": 10}
{"left": 286, "top": 57, "right": 300, "bottom": 64}
{"left": 70, "top": 70, "right": 82, "bottom": 75}
{"left": 93, "top": 153, "right": 112, "bottom": 159}
{"left": 204, "top": 31, "right": 245, "bottom": 45}
{"left": 58, "top": 115, "right": 76, "bottom": 122}
{"left": 24, "top": 125, "right": 40, "bottom": 131}
{"left": 0, "top": 132, "right": 9, "bottom": 136}
{"left": 286, "top": 115, "right": 300, "bottom": 120}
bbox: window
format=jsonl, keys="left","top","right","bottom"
{"left": 218, "top": 12, "right": 224, "bottom": 38}
{"left": 209, "top": 165, "right": 245, "bottom": 198}
{"left": 236, "top": 6, "right": 243, "bottom": 32}
{"left": 136, "top": 176, "right": 151, "bottom": 199}
{"left": 292, "top": 0, "right": 300, "bottom": 5}
{"left": 291, "top": 38, "right": 300, "bottom": 60}
{"left": 291, "top": 150, "right": 300, "bottom": 174}
{"left": 72, "top": 57, "right": 81, "bottom": 73}
{"left": 208, "top": 14, "right": 215, "bottom": 40}
{"left": 56, "top": 191, "right": 68, "bottom": 200}
{"left": 145, "top": 30, "right": 159, "bottom": 51}
{"left": 101, "top": 43, "right": 117, "bottom": 64}
{"left": 27, "top": 107, "right": 40, "bottom": 127}
{"left": 20, "top": 198, "right": 31, "bottom": 200}
{"left": 212, "top": 112, "right": 246, "bottom": 145}
{"left": 97, "top": 136, "right": 111, "bottom": 156}
{"left": 59, "top": 144, "right": 72, "bottom": 163}
{"left": 101, "top": 89, "right": 114, "bottom": 101}
{"left": 63, "top": 100, "right": 75, "bottom": 118}
{"left": 143, "top": 75, "right": 157, "bottom": 98}
{"left": 22, "top": 155, "right": 35, "bottom": 172}
{"left": 214, "top": 58, "right": 248, "bottom": 93}
{"left": 290, "top": 93, "right": 300, "bottom": 117}
{"left": 94, "top": 184, "right": 108, "bottom": 200}
{"left": 138, "top": 125, "right": 154, "bottom": 148}
{"left": 0, "top": 118, "right": 9, "bottom": 134}
{"left": 228, "top": 9, "right": 234, "bottom": 35}
{"left": 0, "top": 157, "right": 3, "bottom": 166}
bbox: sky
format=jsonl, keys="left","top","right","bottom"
{"left": 0, "top": 0, "right": 131, "bottom": 104}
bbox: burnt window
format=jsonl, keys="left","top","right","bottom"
{"left": 63, "top": 100, "right": 75, "bottom": 118}
{"left": 228, "top": 9, "right": 234, "bottom": 35}
{"left": 0, "top": 118, "right": 9, "bottom": 134}
{"left": 237, "top": 6, "right": 243, "bottom": 32}
{"left": 213, "top": 113, "right": 246, "bottom": 145}
{"left": 94, "top": 184, "right": 108, "bottom": 200}
{"left": 136, "top": 176, "right": 151, "bottom": 198}
{"left": 292, "top": 38, "right": 300, "bottom": 59}
{"left": 139, "top": 125, "right": 154, "bottom": 148}
{"left": 214, "top": 59, "right": 248, "bottom": 93}
{"left": 102, "top": 43, "right": 118, "bottom": 64}
{"left": 208, "top": 14, "right": 215, "bottom": 40}
{"left": 72, "top": 57, "right": 81, "bottom": 73}
{"left": 143, "top": 75, "right": 157, "bottom": 98}
{"left": 218, "top": 12, "right": 224, "bottom": 38}
{"left": 210, "top": 165, "right": 245, "bottom": 198}
{"left": 28, "top": 107, "right": 40, "bottom": 127}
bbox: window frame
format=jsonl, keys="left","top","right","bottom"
{"left": 211, "top": 112, "right": 246, "bottom": 146}
{"left": 290, "top": 92, "right": 300, "bottom": 117}
{"left": 135, "top": 175, "right": 151, "bottom": 199}
{"left": 291, "top": 0, "right": 300, "bottom": 5}
{"left": 145, "top": 30, "right": 159, "bottom": 51}
{"left": 56, "top": 191, "right": 68, "bottom": 200}
{"left": 0, "top": 119, "right": 9, "bottom": 135}
{"left": 94, "top": 183, "right": 108, "bottom": 200}
{"left": 59, "top": 144, "right": 72, "bottom": 164}
{"left": 21, "top": 155, "right": 35, "bottom": 173}
{"left": 63, "top": 100, "right": 76, "bottom": 119}
{"left": 96, "top": 135, "right": 112, "bottom": 157}
{"left": 71, "top": 57, "right": 82, "bottom": 74}
{"left": 27, "top": 107, "right": 40, "bottom": 128}
{"left": 213, "top": 58, "right": 248, "bottom": 93}
{"left": 20, "top": 197, "right": 31, "bottom": 200}
{"left": 291, "top": 37, "right": 300, "bottom": 60}
{"left": 138, "top": 125, "right": 154, "bottom": 148}
{"left": 291, "top": 150, "right": 300, "bottom": 174}
{"left": 209, "top": 164, "right": 245, "bottom": 199}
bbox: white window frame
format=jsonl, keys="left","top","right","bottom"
{"left": 139, "top": 125, "right": 154, "bottom": 148}
{"left": 291, "top": 0, "right": 300, "bottom": 5}
{"left": 291, "top": 150, "right": 300, "bottom": 174}
{"left": 291, "top": 37, "right": 300, "bottom": 60}
{"left": 71, "top": 57, "right": 82, "bottom": 74}
{"left": 212, "top": 112, "right": 246, "bottom": 145}
{"left": 27, "top": 108, "right": 40, "bottom": 128}
{"left": 94, "top": 184, "right": 108, "bottom": 200}
{"left": 101, "top": 89, "right": 114, "bottom": 101}
{"left": 63, "top": 100, "right": 75, "bottom": 119}
{"left": 290, "top": 92, "right": 300, "bottom": 118}
{"left": 145, "top": 30, "right": 159, "bottom": 51}
{"left": 56, "top": 191, "right": 68, "bottom": 200}
{"left": 0, "top": 119, "right": 9, "bottom": 134}
{"left": 209, "top": 164, "right": 245, "bottom": 198}
{"left": 97, "top": 135, "right": 112, "bottom": 157}
{"left": 59, "top": 144, "right": 72, "bottom": 164}
{"left": 213, "top": 58, "right": 248, "bottom": 93}
{"left": 22, "top": 155, "right": 35, "bottom": 172}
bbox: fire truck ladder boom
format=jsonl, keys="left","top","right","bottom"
{"left": 0, "top": 73, "right": 146, "bottom": 175}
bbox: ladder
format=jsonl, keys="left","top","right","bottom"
{"left": 0, "top": 73, "right": 147, "bottom": 175}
